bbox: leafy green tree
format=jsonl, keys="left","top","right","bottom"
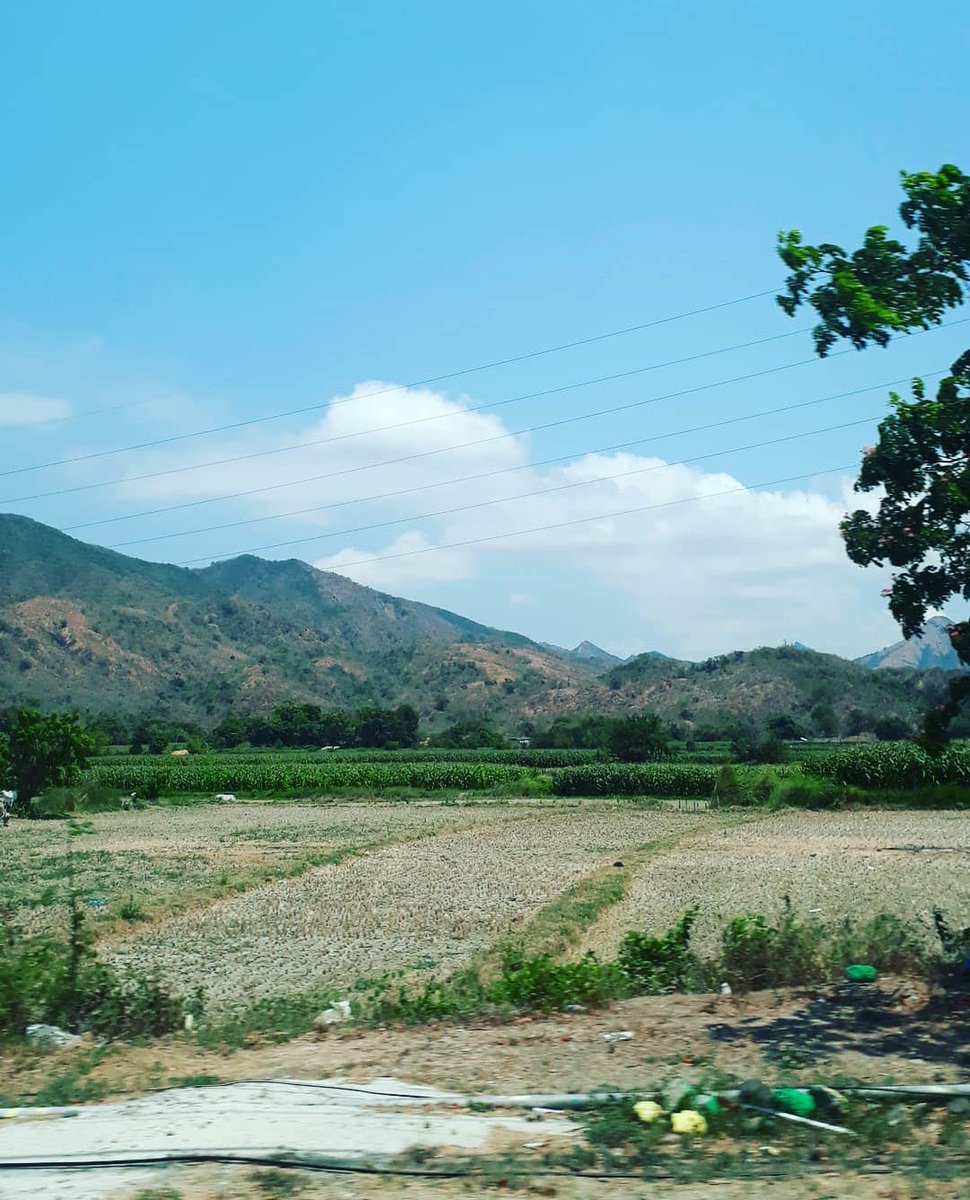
{"left": 778, "top": 164, "right": 970, "bottom": 746}
{"left": 2, "top": 709, "right": 97, "bottom": 811}
{"left": 430, "top": 718, "right": 507, "bottom": 750}
{"left": 607, "top": 713, "right": 669, "bottom": 763}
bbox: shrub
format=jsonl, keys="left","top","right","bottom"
{"left": 831, "top": 913, "right": 929, "bottom": 976}
{"left": 0, "top": 902, "right": 196, "bottom": 1041}
{"left": 719, "top": 900, "right": 827, "bottom": 991}
{"left": 772, "top": 777, "right": 842, "bottom": 809}
{"left": 488, "top": 948, "right": 624, "bottom": 1013}
{"left": 616, "top": 909, "right": 699, "bottom": 993}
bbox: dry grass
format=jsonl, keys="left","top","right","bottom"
{"left": 579, "top": 809, "right": 970, "bottom": 959}
{"left": 3, "top": 802, "right": 544, "bottom": 937}
{"left": 106, "top": 807, "right": 704, "bottom": 1013}
{"left": 8, "top": 803, "right": 968, "bottom": 1021}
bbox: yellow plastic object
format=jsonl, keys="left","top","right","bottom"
{"left": 633, "top": 1100, "right": 664, "bottom": 1124}
{"left": 670, "top": 1109, "right": 708, "bottom": 1135}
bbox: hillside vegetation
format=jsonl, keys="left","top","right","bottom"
{"left": 0, "top": 513, "right": 961, "bottom": 737}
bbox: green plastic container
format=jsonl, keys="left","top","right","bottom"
{"left": 771, "top": 1088, "right": 817, "bottom": 1118}
{"left": 845, "top": 963, "right": 878, "bottom": 983}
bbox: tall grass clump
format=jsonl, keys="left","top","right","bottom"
{"left": 0, "top": 900, "right": 198, "bottom": 1042}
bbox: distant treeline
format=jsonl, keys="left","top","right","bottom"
{"left": 11, "top": 690, "right": 967, "bottom": 765}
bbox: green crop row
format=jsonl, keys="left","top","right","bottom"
{"left": 88, "top": 759, "right": 526, "bottom": 794}
{"left": 803, "top": 743, "right": 970, "bottom": 788}
{"left": 93, "top": 748, "right": 604, "bottom": 768}
{"left": 551, "top": 763, "right": 719, "bottom": 797}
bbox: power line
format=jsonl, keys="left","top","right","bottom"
{"left": 1, "top": 323, "right": 808, "bottom": 478}
{"left": 106, "top": 369, "right": 943, "bottom": 549}
{"left": 173, "top": 416, "right": 880, "bottom": 566}
{"left": 42, "top": 285, "right": 778, "bottom": 427}
{"left": 208, "top": 462, "right": 858, "bottom": 573}
{"left": 1, "top": 346, "right": 845, "bottom": 506}
{"left": 13, "top": 315, "right": 964, "bottom": 510}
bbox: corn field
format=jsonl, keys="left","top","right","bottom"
{"left": 89, "top": 758, "right": 527, "bottom": 793}
{"left": 803, "top": 743, "right": 970, "bottom": 788}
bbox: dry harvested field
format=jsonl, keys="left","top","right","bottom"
{"left": 578, "top": 808, "right": 970, "bottom": 960}
{"left": 4, "top": 801, "right": 968, "bottom": 1018}
{"left": 3, "top": 800, "right": 553, "bottom": 937}
{"left": 107, "top": 804, "right": 705, "bottom": 1011}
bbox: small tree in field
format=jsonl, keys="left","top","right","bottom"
{"left": 2, "top": 709, "right": 97, "bottom": 813}
{"left": 778, "top": 164, "right": 970, "bottom": 747}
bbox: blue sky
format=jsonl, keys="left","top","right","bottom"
{"left": 1, "top": 1, "right": 968, "bottom": 659}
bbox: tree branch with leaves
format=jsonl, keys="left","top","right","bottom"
{"left": 778, "top": 164, "right": 970, "bottom": 748}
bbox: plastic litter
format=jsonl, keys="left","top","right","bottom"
{"left": 845, "top": 963, "right": 878, "bottom": 982}
{"left": 601, "top": 1031, "right": 634, "bottom": 1052}
{"left": 671, "top": 1109, "right": 708, "bottom": 1135}
{"left": 313, "top": 1000, "right": 353, "bottom": 1031}
{"left": 25, "top": 1024, "right": 82, "bottom": 1049}
{"left": 633, "top": 1100, "right": 663, "bottom": 1124}
{"left": 694, "top": 1093, "right": 721, "bottom": 1117}
{"left": 738, "top": 1079, "right": 772, "bottom": 1109}
{"left": 772, "top": 1088, "right": 817, "bottom": 1118}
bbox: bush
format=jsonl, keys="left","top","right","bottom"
{"left": 616, "top": 909, "right": 699, "bottom": 993}
{"left": 0, "top": 902, "right": 197, "bottom": 1041}
{"left": 714, "top": 765, "right": 744, "bottom": 804}
{"left": 719, "top": 900, "right": 827, "bottom": 991}
{"left": 831, "top": 913, "right": 929, "bottom": 976}
{"left": 771, "top": 778, "right": 843, "bottom": 809}
{"left": 488, "top": 948, "right": 624, "bottom": 1013}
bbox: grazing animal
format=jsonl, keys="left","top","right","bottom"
{"left": 0, "top": 791, "right": 15, "bottom": 827}
{"left": 215, "top": 793, "right": 237, "bottom": 802}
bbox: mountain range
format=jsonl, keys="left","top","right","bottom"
{"left": 853, "top": 616, "right": 962, "bottom": 672}
{"left": 0, "top": 513, "right": 961, "bottom": 734}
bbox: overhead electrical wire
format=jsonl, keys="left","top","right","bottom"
{"left": 172, "top": 415, "right": 882, "bottom": 565}
{"left": 1, "top": 323, "right": 810, "bottom": 478}
{"left": 0, "top": 344, "right": 854, "bottom": 506}
{"left": 108, "top": 369, "right": 945, "bottom": 549}
{"left": 43, "top": 285, "right": 779, "bottom": 427}
{"left": 180, "top": 461, "right": 858, "bottom": 570}
{"left": 9, "top": 314, "right": 967, "bottom": 511}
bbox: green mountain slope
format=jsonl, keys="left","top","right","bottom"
{"left": 577, "top": 644, "right": 955, "bottom": 734}
{"left": 0, "top": 513, "right": 956, "bottom": 736}
{"left": 0, "top": 514, "right": 590, "bottom": 724}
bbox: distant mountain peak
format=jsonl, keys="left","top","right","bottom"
{"left": 855, "top": 616, "right": 962, "bottom": 672}
{"left": 570, "top": 641, "right": 622, "bottom": 663}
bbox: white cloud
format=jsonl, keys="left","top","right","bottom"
{"left": 96, "top": 379, "right": 897, "bottom": 658}
{"left": 0, "top": 392, "right": 72, "bottom": 425}
{"left": 116, "top": 380, "right": 528, "bottom": 522}
{"left": 315, "top": 531, "right": 476, "bottom": 589}
{"left": 313, "top": 446, "right": 890, "bottom": 659}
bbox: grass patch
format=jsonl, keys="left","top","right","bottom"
{"left": 0, "top": 902, "right": 199, "bottom": 1044}
{"left": 250, "top": 1168, "right": 311, "bottom": 1196}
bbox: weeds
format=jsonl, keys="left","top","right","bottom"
{"left": 117, "top": 896, "right": 146, "bottom": 922}
{"left": 616, "top": 907, "right": 700, "bottom": 994}
{"left": 0, "top": 900, "right": 199, "bottom": 1042}
{"left": 250, "top": 1168, "right": 309, "bottom": 1196}
{"left": 720, "top": 900, "right": 828, "bottom": 992}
